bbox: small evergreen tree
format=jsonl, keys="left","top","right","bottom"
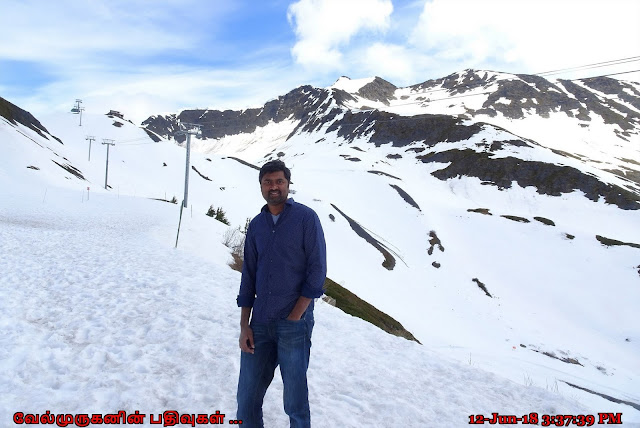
{"left": 215, "top": 207, "right": 230, "bottom": 225}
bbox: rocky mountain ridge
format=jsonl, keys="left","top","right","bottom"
{"left": 142, "top": 69, "right": 640, "bottom": 210}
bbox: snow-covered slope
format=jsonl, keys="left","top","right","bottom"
{"left": 0, "top": 183, "right": 600, "bottom": 427}
{"left": 2, "top": 71, "right": 640, "bottom": 425}
{"left": 139, "top": 70, "right": 640, "bottom": 419}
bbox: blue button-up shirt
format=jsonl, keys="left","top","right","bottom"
{"left": 237, "top": 198, "right": 327, "bottom": 322}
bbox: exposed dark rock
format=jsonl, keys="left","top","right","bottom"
{"left": 468, "top": 208, "right": 492, "bottom": 215}
{"left": 329, "top": 214, "right": 335, "bottom": 222}
{"left": 530, "top": 349, "right": 583, "bottom": 366}
{"left": 191, "top": 166, "right": 212, "bottom": 181}
{"left": 112, "top": 121, "right": 123, "bottom": 127}
{"left": 534, "top": 216, "right": 555, "bottom": 226}
{"left": 580, "top": 76, "right": 640, "bottom": 113}
{"left": 565, "top": 233, "right": 575, "bottom": 240}
{"left": 0, "top": 96, "right": 62, "bottom": 143}
{"left": 141, "top": 114, "right": 179, "bottom": 139}
{"left": 331, "top": 204, "right": 397, "bottom": 270}
{"left": 472, "top": 278, "right": 492, "bottom": 297}
{"left": 367, "top": 170, "right": 401, "bottom": 180}
{"left": 559, "top": 79, "right": 639, "bottom": 130}
{"left": 427, "top": 231, "right": 444, "bottom": 255}
{"left": 489, "top": 139, "right": 532, "bottom": 151}
{"left": 356, "top": 77, "right": 397, "bottom": 105}
{"left": 325, "top": 111, "right": 484, "bottom": 148}
{"left": 410, "top": 69, "right": 500, "bottom": 95}
{"left": 389, "top": 184, "right": 420, "bottom": 211}
{"left": 605, "top": 167, "right": 640, "bottom": 187}
{"left": 561, "top": 381, "right": 640, "bottom": 411}
{"left": 386, "top": 154, "right": 402, "bottom": 159}
{"left": 143, "top": 127, "right": 162, "bottom": 142}
{"left": 331, "top": 88, "right": 358, "bottom": 106}
{"left": 417, "top": 149, "right": 640, "bottom": 210}
{"left": 595, "top": 235, "right": 640, "bottom": 249}
{"left": 227, "top": 156, "right": 260, "bottom": 171}
{"left": 432, "top": 261, "right": 441, "bottom": 268}
{"left": 502, "top": 215, "right": 530, "bottom": 223}
{"left": 27, "top": 165, "right": 39, "bottom": 170}
{"left": 51, "top": 160, "right": 85, "bottom": 180}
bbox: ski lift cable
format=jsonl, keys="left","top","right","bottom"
{"left": 575, "top": 69, "right": 640, "bottom": 80}
{"left": 535, "top": 55, "right": 640, "bottom": 76}
{"left": 538, "top": 58, "right": 640, "bottom": 77}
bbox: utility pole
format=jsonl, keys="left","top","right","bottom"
{"left": 175, "top": 123, "right": 202, "bottom": 208}
{"left": 86, "top": 135, "right": 96, "bottom": 161}
{"left": 102, "top": 139, "right": 115, "bottom": 189}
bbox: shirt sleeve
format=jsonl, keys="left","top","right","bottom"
{"left": 237, "top": 221, "right": 258, "bottom": 308}
{"left": 301, "top": 210, "right": 327, "bottom": 299}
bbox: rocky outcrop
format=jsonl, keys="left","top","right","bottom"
{"left": 417, "top": 149, "right": 640, "bottom": 210}
{"left": 356, "top": 77, "right": 397, "bottom": 105}
{"left": 0, "top": 96, "right": 61, "bottom": 143}
{"left": 142, "top": 85, "right": 332, "bottom": 143}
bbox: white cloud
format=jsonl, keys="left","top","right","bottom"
{"left": 0, "top": 0, "right": 232, "bottom": 63}
{"left": 358, "top": 43, "right": 432, "bottom": 84}
{"left": 287, "top": 0, "right": 393, "bottom": 69}
{"left": 409, "top": 0, "right": 640, "bottom": 78}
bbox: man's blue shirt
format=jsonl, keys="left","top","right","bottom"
{"left": 237, "top": 198, "right": 327, "bottom": 322}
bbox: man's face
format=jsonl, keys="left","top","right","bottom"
{"left": 260, "top": 170, "right": 289, "bottom": 206}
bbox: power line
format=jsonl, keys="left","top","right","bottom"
{"left": 535, "top": 55, "right": 640, "bottom": 76}
{"left": 578, "top": 69, "right": 640, "bottom": 80}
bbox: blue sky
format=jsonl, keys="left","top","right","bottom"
{"left": 1, "top": 0, "right": 639, "bottom": 124}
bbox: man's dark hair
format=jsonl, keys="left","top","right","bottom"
{"left": 259, "top": 159, "right": 291, "bottom": 183}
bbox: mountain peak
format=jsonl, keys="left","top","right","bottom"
{"left": 330, "top": 76, "right": 397, "bottom": 105}
{"left": 330, "top": 76, "right": 377, "bottom": 93}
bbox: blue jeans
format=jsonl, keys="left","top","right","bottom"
{"left": 236, "top": 313, "right": 314, "bottom": 428}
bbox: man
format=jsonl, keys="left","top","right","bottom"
{"left": 236, "top": 159, "right": 327, "bottom": 428}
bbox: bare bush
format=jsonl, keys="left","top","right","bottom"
{"left": 222, "top": 227, "right": 245, "bottom": 272}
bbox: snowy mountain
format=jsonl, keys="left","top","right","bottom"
{"left": 1, "top": 69, "right": 640, "bottom": 425}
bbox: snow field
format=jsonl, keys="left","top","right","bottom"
{"left": 0, "top": 186, "right": 596, "bottom": 427}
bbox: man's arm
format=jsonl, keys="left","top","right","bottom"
{"left": 239, "top": 307, "right": 254, "bottom": 353}
{"left": 237, "top": 222, "right": 258, "bottom": 309}
{"left": 299, "top": 210, "right": 327, "bottom": 300}
{"left": 237, "top": 221, "right": 257, "bottom": 353}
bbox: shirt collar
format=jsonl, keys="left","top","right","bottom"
{"left": 261, "top": 197, "right": 294, "bottom": 214}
